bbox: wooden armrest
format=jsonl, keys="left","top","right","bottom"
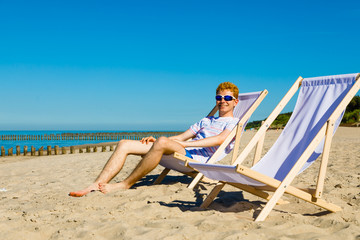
{"left": 173, "top": 152, "right": 199, "bottom": 169}
{"left": 174, "top": 152, "right": 198, "bottom": 163}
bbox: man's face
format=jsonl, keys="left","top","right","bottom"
{"left": 216, "top": 89, "right": 238, "bottom": 116}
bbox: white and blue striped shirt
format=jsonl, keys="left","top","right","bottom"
{"left": 187, "top": 116, "right": 239, "bottom": 163}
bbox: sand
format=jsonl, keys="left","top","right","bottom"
{"left": 0, "top": 127, "right": 359, "bottom": 240}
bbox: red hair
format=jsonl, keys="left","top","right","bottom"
{"left": 216, "top": 82, "right": 239, "bottom": 97}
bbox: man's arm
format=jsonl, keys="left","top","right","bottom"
{"left": 174, "top": 129, "right": 232, "bottom": 148}
{"left": 140, "top": 129, "right": 195, "bottom": 145}
{"left": 168, "top": 129, "right": 195, "bottom": 142}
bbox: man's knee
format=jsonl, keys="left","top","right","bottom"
{"left": 153, "top": 136, "right": 170, "bottom": 149}
{"left": 117, "top": 139, "right": 132, "bottom": 149}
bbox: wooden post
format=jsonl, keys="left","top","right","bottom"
{"left": 1, "top": 146, "right": 5, "bottom": 157}
{"left": 93, "top": 146, "right": 97, "bottom": 152}
{"left": 102, "top": 146, "right": 106, "bottom": 152}
{"left": 23, "top": 146, "right": 28, "bottom": 156}
{"left": 16, "top": 146, "right": 20, "bottom": 156}
{"left": 31, "top": 146, "right": 35, "bottom": 156}
{"left": 8, "top": 147, "right": 13, "bottom": 156}
{"left": 70, "top": 146, "right": 75, "bottom": 154}
{"left": 54, "top": 146, "right": 60, "bottom": 155}
{"left": 62, "top": 147, "right": 66, "bottom": 154}
{"left": 253, "top": 121, "right": 266, "bottom": 166}
{"left": 315, "top": 120, "right": 335, "bottom": 198}
{"left": 47, "top": 146, "right": 52, "bottom": 155}
{"left": 39, "top": 146, "right": 44, "bottom": 156}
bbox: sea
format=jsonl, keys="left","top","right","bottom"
{"left": 0, "top": 130, "right": 175, "bottom": 153}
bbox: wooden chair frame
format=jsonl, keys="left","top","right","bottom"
{"left": 153, "top": 90, "right": 268, "bottom": 187}
{"left": 195, "top": 74, "right": 360, "bottom": 221}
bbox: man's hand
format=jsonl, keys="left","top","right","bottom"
{"left": 140, "top": 136, "right": 156, "bottom": 144}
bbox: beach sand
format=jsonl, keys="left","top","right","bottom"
{"left": 0, "top": 127, "right": 359, "bottom": 240}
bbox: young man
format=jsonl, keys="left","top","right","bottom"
{"left": 69, "top": 82, "right": 239, "bottom": 197}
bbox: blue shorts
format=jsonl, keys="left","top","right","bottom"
{"left": 185, "top": 150, "right": 193, "bottom": 159}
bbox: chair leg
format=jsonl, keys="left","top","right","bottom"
{"left": 200, "top": 182, "right": 225, "bottom": 208}
{"left": 285, "top": 186, "right": 341, "bottom": 212}
{"left": 153, "top": 168, "right": 171, "bottom": 184}
{"left": 229, "top": 183, "right": 289, "bottom": 205}
{"left": 188, "top": 173, "right": 204, "bottom": 189}
{"left": 254, "top": 188, "right": 285, "bottom": 221}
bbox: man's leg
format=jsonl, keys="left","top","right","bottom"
{"left": 69, "top": 139, "right": 153, "bottom": 197}
{"left": 99, "top": 137, "right": 186, "bottom": 193}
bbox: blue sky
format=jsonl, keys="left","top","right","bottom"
{"left": 0, "top": 0, "right": 359, "bottom": 131}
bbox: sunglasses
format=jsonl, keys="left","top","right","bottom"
{"left": 215, "top": 95, "right": 236, "bottom": 101}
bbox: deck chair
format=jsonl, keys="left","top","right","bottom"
{"left": 153, "top": 90, "right": 268, "bottom": 186}
{"left": 188, "top": 73, "right": 360, "bottom": 221}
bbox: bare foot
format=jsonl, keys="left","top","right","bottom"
{"left": 69, "top": 183, "right": 100, "bottom": 197}
{"left": 98, "top": 182, "right": 130, "bottom": 194}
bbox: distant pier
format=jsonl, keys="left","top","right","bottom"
{"left": 0, "top": 131, "right": 180, "bottom": 141}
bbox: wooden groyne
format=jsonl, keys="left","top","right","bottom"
{"left": 1, "top": 143, "right": 116, "bottom": 157}
{"left": 0, "top": 131, "right": 182, "bottom": 157}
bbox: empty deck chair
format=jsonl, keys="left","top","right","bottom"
{"left": 153, "top": 90, "right": 268, "bottom": 186}
{"left": 188, "top": 73, "right": 360, "bottom": 221}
